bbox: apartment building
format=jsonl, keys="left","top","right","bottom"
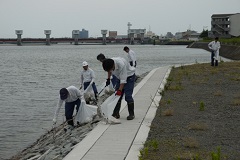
{"left": 211, "top": 13, "right": 240, "bottom": 38}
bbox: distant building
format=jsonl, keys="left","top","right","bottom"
{"left": 165, "top": 32, "right": 174, "bottom": 39}
{"left": 145, "top": 30, "right": 156, "bottom": 38}
{"left": 175, "top": 30, "right": 200, "bottom": 41}
{"left": 71, "top": 29, "right": 89, "bottom": 39}
{"left": 109, "top": 31, "right": 117, "bottom": 38}
{"left": 79, "top": 29, "right": 89, "bottom": 39}
{"left": 189, "top": 33, "right": 201, "bottom": 41}
{"left": 175, "top": 32, "right": 183, "bottom": 40}
{"left": 211, "top": 13, "right": 240, "bottom": 38}
{"left": 128, "top": 29, "right": 146, "bottom": 38}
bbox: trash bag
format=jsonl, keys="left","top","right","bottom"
{"left": 75, "top": 98, "right": 97, "bottom": 124}
{"left": 98, "top": 81, "right": 115, "bottom": 97}
{"left": 100, "top": 93, "right": 120, "bottom": 120}
{"left": 82, "top": 82, "right": 96, "bottom": 102}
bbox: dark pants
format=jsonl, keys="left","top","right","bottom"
{"left": 84, "top": 82, "right": 98, "bottom": 94}
{"left": 111, "top": 75, "right": 117, "bottom": 88}
{"left": 115, "top": 74, "right": 135, "bottom": 103}
{"left": 211, "top": 51, "right": 218, "bottom": 66}
{"left": 65, "top": 98, "right": 81, "bottom": 126}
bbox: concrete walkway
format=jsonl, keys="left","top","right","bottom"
{"left": 64, "top": 66, "right": 171, "bottom": 160}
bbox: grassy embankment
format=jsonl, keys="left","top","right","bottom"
{"left": 139, "top": 61, "right": 240, "bottom": 160}
{"left": 201, "top": 37, "right": 240, "bottom": 46}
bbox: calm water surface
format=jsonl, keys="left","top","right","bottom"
{"left": 0, "top": 44, "right": 211, "bottom": 159}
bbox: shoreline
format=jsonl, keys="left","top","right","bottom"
{"left": 9, "top": 72, "right": 149, "bottom": 160}
{"left": 188, "top": 42, "right": 240, "bottom": 60}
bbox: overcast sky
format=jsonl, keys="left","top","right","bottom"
{"left": 0, "top": 0, "right": 239, "bottom": 38}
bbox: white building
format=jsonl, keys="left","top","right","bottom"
{"left": 211, "top": 13, "right": 240, "bottom": 38}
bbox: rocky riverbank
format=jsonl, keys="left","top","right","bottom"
{"left": 9, "top": 73, "right": 148, "bottom": 160}
{"left": 188, "top": 42, "right": 240, "bottom": 60}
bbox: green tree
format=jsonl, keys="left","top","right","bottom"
{"left": 200, "top": 29, "right": 208, "bottom": 38}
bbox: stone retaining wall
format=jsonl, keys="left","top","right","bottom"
{"left": 187, "top": 42, "right": 240, "bottom": 60}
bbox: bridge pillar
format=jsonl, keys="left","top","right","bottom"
{"left": 130, "top": 37, "right": 134, "bottom": 45}
{"left": 72, "top": 30, "right": 79, "bottom": 45}
{"left": 44, "top": 30, "right": 51, "bottom": 45}
{"left": 101, "top": 30, "right": 107, "bottom": 45}
{"left": 140, "top": 33, "right": 145, "bottom": 44}
{"left": 15, "top": 30, "right": 23, "bottom": 46}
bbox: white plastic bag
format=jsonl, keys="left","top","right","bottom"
{"left": 82, "top": 82, "right": 96, "bottom": 101}
{"left": 100, "top": 93, "right": 120, "bottom": 120}
{"left": 75, "top": 99, "right": 97, "bottom": 124}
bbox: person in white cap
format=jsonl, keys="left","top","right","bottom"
{"left": 80, "top": 61, "right": 98, "bottom": 102}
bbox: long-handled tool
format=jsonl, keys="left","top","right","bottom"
{"left": 98, "top": 85, "right": 106, "bottom": 96}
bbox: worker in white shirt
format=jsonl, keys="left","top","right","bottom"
{"left": 123, "top": 46, "right": 137, "bottom": 67}
{"left": 102, "top": 57, "right": 136, "bottom": 120}
{"left": 80, "top": 61, "right": 98, "bottom": 101}
{"left": 53, "top": 86, "right": 82, "bottom": 128}
{"left": 208, "top": 37, "right": 221, "bottom": 66}
{"left": 97, "top": 53, "right": 117, "bottom": 88}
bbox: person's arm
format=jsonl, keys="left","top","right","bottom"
{"left": 105, "top": 71, "right": 112, "bottom": 86}
{"left": 208, "top": 41, "right": 213, "bottom": 50}
{"left": 218, "top": 42, "right": 221, "bottom": 50}
{"left": 80, "top": 72, "right": 83, "bottom": 89}
{"left": 53, "top": 98, "right": 63, "bottom": 123}
{"left": 118, "top": 64, "right": 127, "bottom": 89}
{"left": 90, "top": 70, "right": 95, "bottom": 84}
{"left": 107, "top": 71, "right": 111, "bottom": 79}
{"left": 74, "top": 86, "right": 83, "bottom": 99}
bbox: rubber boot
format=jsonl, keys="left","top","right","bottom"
{"left": 112, "top": 102, "right": 121, "bottom": 119}
{"left": 127, "top": 102, "right": 135, "bottom": 120}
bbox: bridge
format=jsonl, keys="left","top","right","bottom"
{"left": 0, "top": 37, "right": 143, "bottom": 45}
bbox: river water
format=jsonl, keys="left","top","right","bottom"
{"left": 0, "top": 44, "right": 212, "bottom": 159}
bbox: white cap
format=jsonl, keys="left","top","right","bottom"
{"left": 82, "top": 61, "right": 88, "bottom": 66}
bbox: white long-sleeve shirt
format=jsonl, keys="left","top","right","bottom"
{"left": 128, "top": 49, "right": 137, "bottom": 67}
{"left": 208, "top": 41, "right": 221, "bottom": 60}
{"left": 53, "top": 86, "right": 82, "bottom": 119}
{"left": 111, "top": 57, "right": 135, "bottom": 84}
{"left": 80, "top": 68, "right": 95, "bottom": 85}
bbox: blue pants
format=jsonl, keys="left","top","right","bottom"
{"left": 211, "top": 51, "right": 218, "bottom": 66}
{"left": 65, "top": 98, "right": 80, "bottom": 126}
{"left": 111, "top": 75, "right": 117, "bottom": 89}
{"left": 115, "top": 74, "right": 135, "bottom": 103}
{"left": 84, "top": 82, "right": 98, "bottom": 94}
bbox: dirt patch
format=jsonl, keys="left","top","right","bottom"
{"left": 142, "top": 62, "right": 240, "bottom": 160}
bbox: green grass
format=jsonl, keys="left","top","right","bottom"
{"left": 201, "top": 37, "right": 240, "bottom": 46}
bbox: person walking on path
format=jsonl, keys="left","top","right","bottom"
{"left": 80, "top": 61, "right": 98, "bottom": 101}
{"left": 123, "top": 46, "right": 137, "bottom": 67}
{"left": 53, "top": 86, "right": 82, "bottom": 128}
{"left": 97, "top": 53, "right": 117, "bottom": 88}
{"left": 208, "top": 37, "right": 221, "bottom": 66}
{"left": 102, "top": 57, "right": 136, "bottom": 120}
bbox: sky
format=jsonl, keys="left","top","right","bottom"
{"left": 0, "top": 0, "right": 239, "bottom": 38}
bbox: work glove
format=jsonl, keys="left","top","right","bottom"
{"left": 115, "top": 90, "right": 122, "bottom": 96}
{"left": 53, "top": 118, "right": 57, "bottom": 124}
{"left": 106, "top": 78, "right": 110, "bottom": 86}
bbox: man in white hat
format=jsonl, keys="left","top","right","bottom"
{"left": 80, "top": 61, "right": 98, "bottom": 102}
